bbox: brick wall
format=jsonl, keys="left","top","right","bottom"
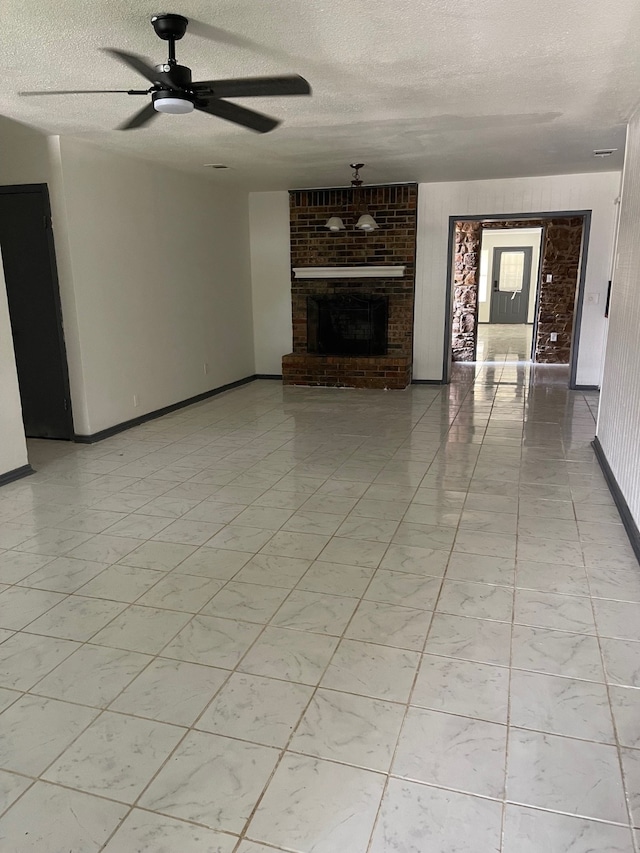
{"left": 284, "top": 184, "right": 417, "bottom": 389}
{"left": 281, "top": 354, "right": 412, "bottom": 390}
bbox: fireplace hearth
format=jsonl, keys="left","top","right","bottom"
{"left": 307, "top": 294, "right": 388, "bottom": 357}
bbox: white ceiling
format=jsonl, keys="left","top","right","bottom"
{"left": 2, "top": 0, "right": 638, "bottom": 189}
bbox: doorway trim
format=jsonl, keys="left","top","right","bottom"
{"left": 443, "top": 209, "right": 592, "bottom": 389}
{"left": 0, "top": 182, "right": 75, "bottom": 439}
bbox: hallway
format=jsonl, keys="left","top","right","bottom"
{"left": 0, "top": 368, "right": 637, "bottom": 851}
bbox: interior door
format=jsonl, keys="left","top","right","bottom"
{"left": 490, "top": 246, "right": 533, "bottom": 324}
{"left": 0, "top": 186, "right": 73, "bottom": 439}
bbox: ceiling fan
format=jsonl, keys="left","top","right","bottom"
{"left": 19, "top": 13, "right": 311, "bottom": 133}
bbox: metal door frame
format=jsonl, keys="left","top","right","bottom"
{"left": 489, "top": 245, "right": 533, "bottom": 324}
{"left": 443, "top": 210, "right": 591, "bottom": 389}
{"left": 0, "top": 183, "right": 74, "bottom": 439}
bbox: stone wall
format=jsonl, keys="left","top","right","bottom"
{"left": 536, "top": 218, "right": 584, "bottom": 363}
{"left": 284, "top": 184, "right": 417, "bottom": 388}
{"left": 452, "top": 217, "right": 584, "bottom": 364}
{"left": 452, "top": 221, "right": 482, "bottom": 361}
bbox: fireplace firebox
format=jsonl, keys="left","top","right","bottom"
{"left": 307, "top": 294, "right": 388, "bottom": 357}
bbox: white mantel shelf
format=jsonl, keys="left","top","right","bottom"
{"left": 292, "top": 266, "right": 406, "bottom": 279}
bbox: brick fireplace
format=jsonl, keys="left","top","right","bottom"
{"left": 282, "top": 184, "right": 417, "bottom": 389}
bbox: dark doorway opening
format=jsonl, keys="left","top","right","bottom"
{"left": 307, "top": 294, "right": 388, "bottom": 356}
{"left": 0, "top": 184, "right": 74, "bottom": 439}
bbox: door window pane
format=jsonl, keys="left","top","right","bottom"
{"left": 498, "top": 251, "right": 525, "bottom": 292}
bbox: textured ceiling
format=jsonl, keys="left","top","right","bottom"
{"left": 1, "top": 0, "right": 638, "bottom": 188}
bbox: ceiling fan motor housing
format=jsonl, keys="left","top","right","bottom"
{"left": 155, "top": 62, "right": 192, "bottom": 89}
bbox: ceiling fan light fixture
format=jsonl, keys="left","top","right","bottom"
{"left": 153, "top": 94, "right": 194, "bottom": 114}
{"left": 355, "top": 213, "right": 379, "bottom": 232}
{"left": 325, "top": 216, "right": 346, "bottom": 231}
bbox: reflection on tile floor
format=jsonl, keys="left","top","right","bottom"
{"left": 0, "top": 360, "right": 638, "bottom": 852}
{"left": 477, "top": 323, "right": 534, "bottom": 363}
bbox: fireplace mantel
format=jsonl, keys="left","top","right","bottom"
{"left": 292, "top": 265, "right": 406, "bottom": 279}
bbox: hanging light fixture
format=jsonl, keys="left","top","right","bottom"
{"left": 325, "top": 216, "right": 346, "bottom": 231}
{"left": 351, "top": 163, "right": 379, "bottom": 232}
{"left": 355, "top": 212, "right": 378, "bottom": 232}
{"left": 323, "top": 163, "right": 379, "bottom": 232}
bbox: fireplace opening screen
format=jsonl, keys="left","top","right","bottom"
{"left": 307, "top": 294, "right": 388, "bottom": 357}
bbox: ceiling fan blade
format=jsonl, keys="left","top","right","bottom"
{"left": 195, "top": 98, "right": 280, "bottom": 133}
{"left": 192, "top": 75, "right": 311, "bottom": 98}
{"left": 118, "top": 101, "right": 157, "bottom": 130}
{"left": 19, "top": 89, "right": 148, "bottom": 96}
{"left": 186, "top": 19, "right": 254, "bottom": 49}
{"left": 102, "top": 48, "right": 178, "bottom": 90}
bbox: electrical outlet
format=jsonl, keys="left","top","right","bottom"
{"left": 550, "top": 332, "right": 558, "bottom": 342}
{"left": 133, "top": 394, "right": 139, "bottom": 407}
{"left": 546, "top": 274, "right": 553, "bottom": 283}
{"left": 203, "top": 363, "right": 209, "bottom": 375}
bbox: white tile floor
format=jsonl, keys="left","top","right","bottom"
{"left": 0, "top": 358, "right": 638, "bottom": 851}
{"left": 477, "top": 323, "right": 534, "bottom": 363}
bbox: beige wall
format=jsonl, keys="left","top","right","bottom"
{"left": 597, "top": 117, "right": 640, "bottom": 527}
{"left": 0, "top": 115, "right": 53, "bottom": 186}
{"left": 249, "top": 191, "right": 292, "bottom": 375}
{"left": 0, "top": 251, "right": 28, "bottom": 475}
{"left": 57, "top": 138, "right": 256, "bottom": 435}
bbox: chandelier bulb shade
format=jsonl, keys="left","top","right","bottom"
{"left": 355, "top": 213, "right": 379, "bottom": 231}
{"left": 325, "top": 216, "right": 346, "bottom": 231}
